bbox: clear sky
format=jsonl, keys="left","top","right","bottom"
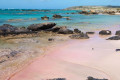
{"left": 0, "top": 0, "right": 120, "bottom": 9}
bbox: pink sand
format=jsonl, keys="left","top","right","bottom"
{"left": 8, "top": 34, "right": 120, "bottom": 80}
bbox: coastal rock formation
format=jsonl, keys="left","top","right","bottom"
{"left": 46, "top": 26, "right": 73, "bottom": 34}
{"left": 115, "top": 30, "right": 120, "bottom": 35}
{"left": 0, "top": 24, "right": 37, "bottom": 36}
{"left": 86, "top": 32, "right": 95, "bottom": 34}
{"left": 99, "top": 30, "right": 111, "bottom": 35}
{"left": 41, "top": 16, "right": 49, "bottom": 20}
{"left": 48, "top": 38, "right": 54, "bottom": 41}
{"left": 57, "top": 26, "right": 73, "bottom": 34}
{"left": 78, "top": 11, "right": 90, "bottom": 15}
{"left": 74, "top": 28, "right": 81, "bottom": 33}
{"left": 27, "top": 22, "right": 56, "bottom": 31}
{"left": 15, "top": 27, "right": 29, "bottom": 33}
{"left": 53, "top": 14, "right": 62, "bottom": 18}
{"left": 69, "top": 32, "right": 89, "bottom": 39}
{"left": 87, "top": 76, "right": 108, "bottom": 80}
{"left": 107, "top": 36, "right": 120, "bottom": 40}
{"left": 0, "top": 24, "right": 17, "bottom": 33}
{"left": 78, "top": 11, "right": 98, "bottom": 15}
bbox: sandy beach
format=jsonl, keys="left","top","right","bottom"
{"left": 6, "top": 32, "right": 120, "bottom": 80}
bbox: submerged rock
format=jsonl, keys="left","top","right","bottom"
{"left": 107, "top": 36, "right": 120, "bottom": 40}
{"left": 27, "top": 22, "right": 56, "bottom": 31}
{"left": 69, "top": 32, "right": 89, "bottom": 39}
{"left": 99, "top": 30, "right": 111, "bottom": 35}
{"left": 53, "top": 14, "right": 62, "bottom": 18}
{"left": 41, "top": 16, "right": 49, "bottom": 20}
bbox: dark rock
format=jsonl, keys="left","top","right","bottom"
{"left": 41, "top": 16, "right": 49, "bottom": 20}
{"left": 66, "top": 18, "right": 72, "bottom": 20}
{"left": 86, "top": 32, "right": 95, "bottom": 34}
{"left": 99, "top": 30, "right": 111, "bottom": 35}
{"left": 107, "top": 36, "right": 120, "bottom": 40}
{"left": 0, "top": 24, "right": 37, "bottom": 36}
{"left": 115, "top": 30, "right": 120, "bottom": 35}
{"left": 116, "top": 49, "right": 120, "bottom": 52}
{"left": 0, "top": 24, "right": 18, "bottom": 34}
{"left": 47, "top": 78, "right": 66, "bottom": 80}
{"left": 74, "top": 28, "right": 81, "bottom": 33}
{"left": 87, "top": 76, "right": 108, "bottom": 80}
{"left": 27, "top": 22, "right": 56, "bottom": 31}
{"left": 58, "top": 26, "right": 73, "bottom": 34}
{"left": 69, "top": 32, "right": 89, "bottom": 39}
{"left": 48, "top": 38, "right": 54, "bottom": 41}
{"left": 53, "top": 14, "right": 62, "bottom": 18}
{"left": 46, "top": 26, "right": 61, "bottom": 32}
{"left": 78, "top": 11, "right": 98, "bottom": 15}
{"left": 78, "top": 11, "right": 90, "bottom": 15}
{"left": 10, "top": 51, "right": 19, "bottom": 57}
{"left": 15, "top": 27, "right": 29, "bottom": 33}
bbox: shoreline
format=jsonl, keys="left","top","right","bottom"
{"left": 0, "top": 22, "right": 120, "bottom": 80}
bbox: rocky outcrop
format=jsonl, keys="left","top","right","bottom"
{"left": 41, "top": 16, "right": 49, "bottom": 20}
{"left": 99, "top": 30, "right": 111, "bottom": 35}
{"left": 57, "top": 26, "right": 73, "bottom": 34}
{"left": 86, "top": 32, "right": 95, "bottom": 34}
{"left": 107, "top": 36, "right": 120, "bottom": 40}
{"left": 115, "top": 30, "right": 120, "bottom": 35}
{"left": 0, "top": 24, "right": 17, "bottom": 33}
{"left": 74, "top": 28, "right": 81, "bottom": 33}
{"left": 53, "top": 14, "right": 62, "bottom": 18}
{"left": 0, "top": 24, "right": 37, "bottom": 36}
{"left": 27, "top": 22, "right": 56, "bottom": 31}
{"left": 87, "top": 76, "right": 108, "bottom": 80}
{"left": 78, "top": 11, "right": 90, "bottom": 15}
{"left": 78, "top": 11, "right": 98, "bottom": 15}
{"left": 69, "top": 32, "right": 89, "bottom": 39}
{"left": 48, "top": 38, "right": 54, "bottom": 41}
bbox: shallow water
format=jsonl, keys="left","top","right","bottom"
{"left": 0, "top": 9, "right": 120, "bottom": 31}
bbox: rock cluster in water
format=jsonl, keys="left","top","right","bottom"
{"left": 0, "top": 23, "right": 120, "bottom": 40}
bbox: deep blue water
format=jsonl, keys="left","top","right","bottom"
{"left": 0, "top": 9, "right": 120, "bottom": 31}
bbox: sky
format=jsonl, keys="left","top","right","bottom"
{"left": 0, "top": 0, "right": 120, "bottom": 9}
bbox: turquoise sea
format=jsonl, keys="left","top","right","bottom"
{"left": 0, "top": 9, "right": 120, "bottom": 31}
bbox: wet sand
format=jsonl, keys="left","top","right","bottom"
{"left": 7, "top": 33, "right": 120, "bottom": 80}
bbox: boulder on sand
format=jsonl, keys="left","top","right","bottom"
{"left": 86, "top": 32, "right": 95, "bottom": 34}
{"left": 107, "top": 36, "right": 120, "bottom": 40}
{"left": 87, "top": 76, "right": 108, "bottom": 80}
{"left": 27, "top": 22, "right": 56, "bottom": 31}
{"left": 115, "top": 30, "right": 120, "bottom": 35}
{"left": 99, "top": 30, "right": 111, "bottom": 35}
{"left": 69, "top": 32, "right": 89, "bottom": 39}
